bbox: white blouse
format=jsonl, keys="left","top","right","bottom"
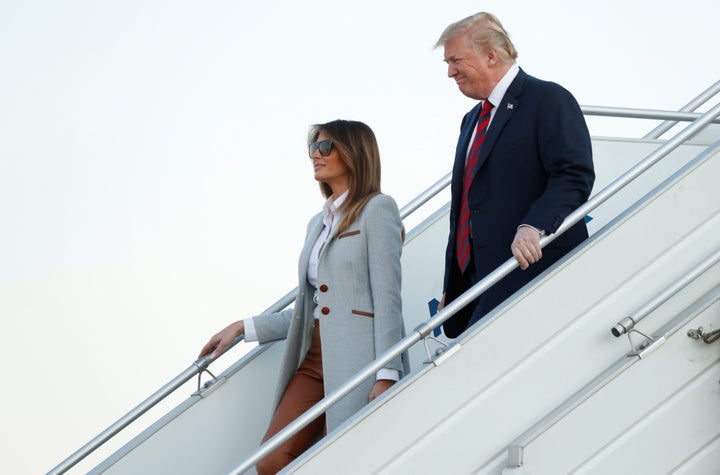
{"left": 307, "top": 191, "right": 348, "bottom": 317}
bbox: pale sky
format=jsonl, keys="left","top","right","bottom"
{"left": 1, "top": 1, "right": 718, "bottom": 473}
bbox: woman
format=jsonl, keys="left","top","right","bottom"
{"left": 198, "top": 119, "right": 406, "bottom": 474}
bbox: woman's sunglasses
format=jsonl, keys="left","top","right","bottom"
{"left": 308, "top": 140, "right": 333, "bottom": 157}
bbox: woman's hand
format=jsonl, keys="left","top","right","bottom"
{"left": 198, "top": 320, "right": 245, "bottom": 359}
{"left": 368, "top": 379, "right": 396, "bottom": 402}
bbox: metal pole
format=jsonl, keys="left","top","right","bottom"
{"left": 398, "top": 172, "right": 451, "bottom": 218}
{"left": 644, "top": 80, "right": 720, "bottom": 139}
{"left": 612, "top": 244, "right": 720, "bottom": 337}
{"left": 47, "top": 358, "right": 210, "bottom": 475}
{"left": 581, "top": 105, "right": 720, "bottom": 124}
{"left": 46, "top": 289, "right": 298, "bottom": 474}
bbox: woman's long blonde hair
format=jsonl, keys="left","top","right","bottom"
{"left": 308, "top": 120, "right": 381, "bottom": 236}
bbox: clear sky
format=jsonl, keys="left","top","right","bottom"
{"left": 1, "top": 1, "right": 718, "bottom": 473}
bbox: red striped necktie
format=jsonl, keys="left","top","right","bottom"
{"left": 456, "top": 100, "right": 494, "bottom": 273}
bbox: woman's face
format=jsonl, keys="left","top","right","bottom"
{"left": 310, "top": 131, "right": 350, "bottom": 197}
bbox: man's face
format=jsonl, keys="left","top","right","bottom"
{"left": 443, "top": 33, "right": 492, "bottom": 100}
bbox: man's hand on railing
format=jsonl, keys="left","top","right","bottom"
{"left": 199, "top": 320, "right": 246, "bottom": 359}
{"left": 512, "top": 225, "right": 544, "bottom": 270}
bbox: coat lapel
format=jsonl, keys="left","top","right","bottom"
{"left": 297, "top": 213, "right": 325, "bottom": 283}
{"left": 452, "top": 102, "right": 484, "bottom": 205}
{"left": 474, "top": 68, "right": 527, "bottom": 171}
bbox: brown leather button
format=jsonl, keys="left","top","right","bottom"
{"left": 321, "top": 307, "right": 330, "bottom": 315}
{"left": 319, "top": 284, "right": 328, "bottom": 292}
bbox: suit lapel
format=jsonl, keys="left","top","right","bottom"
{"left": 453, "top": 69, "right": 527, "bottom": 213}
{"left": 457, "top": 103, "right": 484, "bottom": 158}
{"left": 452, "top": 102, "right": 484, "bottom": 207}
{"left": 298, "top": 214, "right": 325, "bottom": 283}
{"left": 474, "top": 69, "right": 527, "bottom": 171}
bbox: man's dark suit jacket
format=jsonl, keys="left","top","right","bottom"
{"left": 443, "top": 68, "right": 595, "bottom": 338}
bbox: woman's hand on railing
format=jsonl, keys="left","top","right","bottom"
{"left": 368, "top": 379, "right": 396, "bottom": 402}
{"left": 199, "top": 320, "right": 246, "bottom": 359}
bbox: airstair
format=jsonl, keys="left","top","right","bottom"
{"left": 49, "top": 82, "right": 720, "bottom": 475}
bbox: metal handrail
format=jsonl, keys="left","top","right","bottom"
{"left": 612, "top": 245, "right": 720, "bottom": 338}
{"left": 581, "top": 105, "right": 720, "bottom": 124}
{"left": 644, "top": 80, "right": 720, "bottom": 139}
{"left": 398, "top": 171, "right": 451, "bottom": 218}
{"left": 46, "top": 289, "right": 297, "bottom": 475}
{"left": 47, "top": 361, "right": 212, "bottom": 475}
{"left": 226, "top": 102, "right": 720, "bottom": 474}
{"left": 507, "top": 281, "right": 720, "bottom": 469}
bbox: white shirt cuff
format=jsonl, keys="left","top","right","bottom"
{"left": 243, "top": 318, "right": 258, "bottom": 342}
{"left": 518, "top": 224, "right": 546, "bottom": 236}
{"left": 376, "top": 368, "right": 400, "bottom": 382}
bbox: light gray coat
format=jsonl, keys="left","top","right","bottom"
{"left": 251, "top": 193, "right": 407, "bottom": 431}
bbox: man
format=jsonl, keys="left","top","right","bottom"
{"left": 436, "top": 12, "right": 595, "bottom": 338}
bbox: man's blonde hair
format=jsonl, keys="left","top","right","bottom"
{"left": 435, "top": 12, "right": 518, "bottom": 64}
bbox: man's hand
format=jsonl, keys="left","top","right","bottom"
{"left": 511, "top": 226, "right": 543, "bottom": 270}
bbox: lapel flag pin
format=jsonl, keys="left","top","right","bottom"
{"left": 507, "top": 103, "right": 514, "bottom": 110}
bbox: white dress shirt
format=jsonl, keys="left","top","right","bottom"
{"left": 307, "top": 191, "right": 348, "bottom": 317}
{"left": 465, "top": 62, "right": 519, "bottom": 157}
